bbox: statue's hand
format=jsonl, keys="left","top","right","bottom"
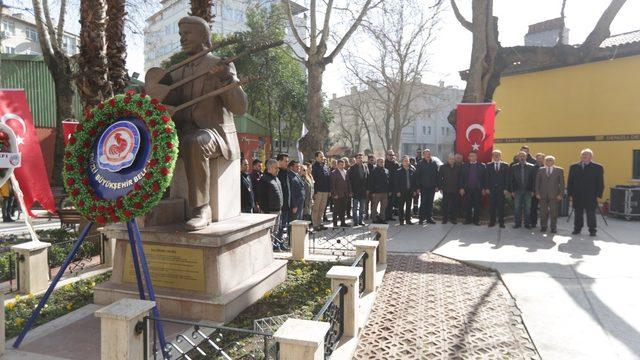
{"left": 211, "top": 59, "right": 234, "bottom": 85}
{"left": 196, "top": 131, "right": 218, "bottom": 159}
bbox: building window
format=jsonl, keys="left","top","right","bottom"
{"left": 26, "top": 27, "right": 38, "bottom": 41}
{"left": 422, "top": 126, "right": 426, "bottom": 135}
{"left": 62, "top": 36, "right": 77, "bottom": 55}
{"left": 446, "top": 127, "right": 450, "bottom": 136}
{"left": 633, "top": 150, "right": 640, "bottom": 180}
{"left": 3, "top": 46, "right": 16, "bottom": 54}
{"left": 428, "top": 126, "right": 431, "bottom": 135}
{"left": 441, "top": 127, "right": 445, "bottom": 136}
{"left": 1, "top": 21, "right": 16, "bottom": 36}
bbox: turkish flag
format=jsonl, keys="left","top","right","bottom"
{"left": 0, "top": 89, "right": 57, "bottom": 216}
{"left": 455, "top": 103, "right": 496, "bottom": 163}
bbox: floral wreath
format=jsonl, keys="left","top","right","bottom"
{"left": 62, "top": 90, "right": 179, "bottom": 225}
{"left": 0, "top": 130, "right": 11, "bottom": 180}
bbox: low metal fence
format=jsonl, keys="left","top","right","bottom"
{"left": 309, "top": 227, "right": 374, "bottom": 257}
{"left": 46, "top": 234, "right": 103, "bottom": 277}
{"left": 350, "top": 251, "right": 368, "bottom": 296}
{"left": 312, "top": 284, "right": 346, "bottom": 359}
{"left": 0, "top": 250, "right": 19, "bottom": 293}
{"left": 143, "top": 316, "right": 279, "bottom": 360}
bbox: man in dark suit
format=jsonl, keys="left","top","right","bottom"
{"left": 395, "top": 156, "right": 417, "bottom": 225}
{"left": 509, "top": 151, "right": 536, "bottom": 228}
{"left": 459, "top": 151, "right": 485, "bottom": 225}
{"left": 288, "top": 160, "right": 306, "bottom": 221}
{"left": 369, "top": 158, "right": 390, "bottom": 224}
{"left": 530, "top": 152, "right": 546, "bottom": 227}
{"left": 439, "top": 154, "right": 461, "bottom": 224}
{"left": 347, "top": 153, "right": 369, "bottom": 226}
{"left": 276, "top": 153, "right": 291, "bottom": 238}
{"left": 416, "top": 149, "right": 439, "bottom": 224}
{"left": 330, "top": 159, "right": 352, "bottom": 227}
{"left": 240, "top": 158, "right": 254, "bottom": 213}
{"left": 258, "top": 159, "right": 285, "bottom": 250}
{"left": 484, "top": 150, "right": 510, "bottom": 228}
{"left": 251, "top": 159, "right": 263, "bottom": 211}
{"left": 384, "top": 150, "right": 400, "bottom": 221}
{"left": 567, "top": 149, "right": 604, "bottom": 236}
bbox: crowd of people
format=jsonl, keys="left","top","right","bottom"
{"left": 240, "top": 145, "right": 604, "bottom": 251}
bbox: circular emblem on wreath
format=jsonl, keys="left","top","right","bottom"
{"left": 63, "top": 91, "right": 179, "bottom": 225}
{"left": 97, "top": 121, "right": 141, "bottom": 172}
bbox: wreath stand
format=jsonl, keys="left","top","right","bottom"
{"left": 12, "top": 219, "right": 168, "bottom": 355}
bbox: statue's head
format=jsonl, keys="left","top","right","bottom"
{"left": 178, "top": 16, "right": 212, "bottom": 55}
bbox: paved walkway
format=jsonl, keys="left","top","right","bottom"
{"left": 380, "top": 216, "right": 640, "bottom": 359}
{"left": 354, "top": 253, "right": 539, "bottom": 359}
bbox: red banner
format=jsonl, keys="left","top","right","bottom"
{"left": 0, "top": 89, "right": 57, "bottom": 216}
{"left": 455, "top": 103, "right": 496, "bottom": 163}
{"left": 62, "top": 120, "right": 79, "bottom": 146}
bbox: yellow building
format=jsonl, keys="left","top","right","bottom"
{"left": 493, "top": 38, "right": 640, "bottom": 199}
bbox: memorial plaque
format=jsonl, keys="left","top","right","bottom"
{"left": 123, "top": 243, "right": 205, "bottom": 292}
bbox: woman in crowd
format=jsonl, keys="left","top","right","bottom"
{"left": 301, "top": 163, "right": 315, "bottom": 221}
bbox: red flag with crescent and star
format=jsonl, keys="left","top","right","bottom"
{"left": 0, "top": 89, "right": 57, "bottom": 216}
{"left": 455, "top": 103, "right": 496, "bottom": 163}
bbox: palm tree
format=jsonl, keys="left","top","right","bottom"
{"left": 106, "top": 0, "right": 127, "bottom": 94}
{"left": 76, "top": 0, "right": 112, "bottom": 109}
{"left": 190, "top": 0, "right": 214, "bottom": 25}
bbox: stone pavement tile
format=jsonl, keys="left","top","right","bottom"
{"left": 354, "top": 254, "right": 539, "bottom": 359}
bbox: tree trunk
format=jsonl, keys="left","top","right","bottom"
{"left": 76, "top": 0, "right": 112, "bottom": 109}
{"left": 299, "top": 58, "right": 329, "bottom": 160}
{"left": 106, "top": 0, "right": 127, "bottom": 94}
{"left": 51, "top": 69, "right": 75, "bottom": 185}
{"left": 190, "top": 0, "right": 213, "bottom": 25}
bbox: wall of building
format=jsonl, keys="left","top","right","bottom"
{"left": 493, "top": 54, "right": 640, "bottom": 198}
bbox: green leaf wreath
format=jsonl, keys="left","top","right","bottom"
{"left": 62, "top": 91, "right": 179, "bottom": 225}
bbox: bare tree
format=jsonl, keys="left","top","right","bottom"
{"left": 190, "top": 0, "right": 214, "bottom": 25}
{"left": 342, "top": 0, "right": 445, "bottom": 153}
{"left": 76, "top": 0, "right": 112, "bottom": 109}
{"left": 283, "top": 0, "right": 383, "bottom": 160}
{"left": 449, "top": 0, "right": 628, "bottom": 126}
{"left": 28, "top": 0, "right": 75, "bottom": 184}
{"left": 331, "top": 104, "right": 365, "bottom": 153}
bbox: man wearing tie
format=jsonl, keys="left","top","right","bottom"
{"left": 484, "top": 150, "right": 510, "bottom": 228}
{"left": 567, "top": 149, "right": 604, "bottom": 236}
{"left": 535, "top": 155, "right": 564, "bottom": 233}
{"left": 459, "top": 151, "right": 485, "bottom": 225}
{"left": 509, "top": 151, "right": 536, "bottom": 229}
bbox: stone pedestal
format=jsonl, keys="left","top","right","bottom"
{"left": 95, "top": 299, "right": 156, "bottom": 360}
{"left": 94, "top": 213, "right": 287, "bottom": 323}
{"left": 11, "top": 241, "right": 51, "bottom": 294}
{"left": 274, "top": 319, "right": 330, "bottom": 360}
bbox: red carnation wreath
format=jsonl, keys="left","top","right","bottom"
{"left": 62, "top": 91, "right": 179, "bottom": 225}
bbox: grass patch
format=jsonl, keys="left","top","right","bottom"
{"left": 169, "top": 260, "right": 337, "bottom": 359}
{"left": 4, "top": 272, "right": 111, "bottom": 339}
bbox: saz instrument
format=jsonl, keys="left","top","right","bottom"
{"left": 146, "top": 40, "right": 284, "bottom": 102}
{"left": 165, "top": 76, "right": 260, "bottom": 116}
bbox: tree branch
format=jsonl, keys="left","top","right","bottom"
{"left": 41, "top": 0, "right": 59, "bottom": 49}
{"left": 282, "top": 0, "right": 309, "bottom": 52}
{"left": 580, "top": 0, "right": 627, "bottom": 54}
{"left": 450, "top": 0, "right": 472, "bottom": 31}
{"left": 319, "top": 0, "right": 334, "bottom": 45}
{"left": 325, "top": 0, "right": 381, "bottom": 64}
{"left": 56, "top": 0, "right": 66, "bottom": 49}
